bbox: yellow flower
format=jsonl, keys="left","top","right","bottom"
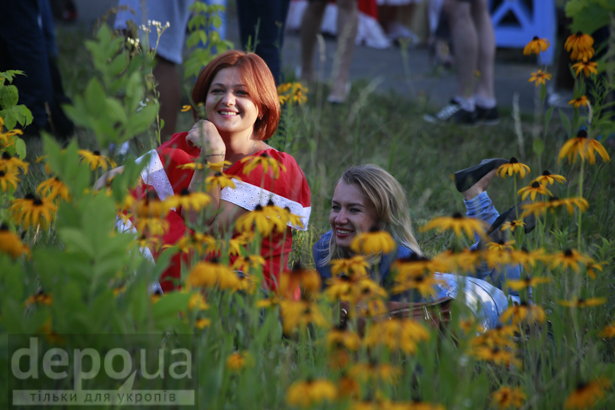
{"left": 528, "top": 70, "right": 552, "bottom": 87}
{"left": 25, "top": 290, "right": 53, "bottom": 307}
{"left": 568, "top": 95, "right": 589, "bottom": 108}
{"left": 331, "top": 256, "right": 369, "bottom": 277}
{"left": 559, "top": 297, "right": 607, "bottom": 308}
{"left": 585, "top": 261, "right": 607, "bottom": 280}
{"left": 433, "top": 248, "right": 483, "bottom": 274}
{"left": 500, "top": 220, "right": 525, "bottom": 232}
{"left": 186, "top": 261, "right": 240, "bottom": 290}
{"left": 262, "top": 202, "right": 288, "bottom": 233}
{"left": 232, "top": 255, "right": 266, "bottom": 273}
{"left": 286, "top": 379, "right": 337, "bottom": 408}
{"left": 599, "top": 323, "right": 615, "bottom": 338}
{"left": 180, "top": 105, "right": 192, "bottom": 112}
{"left": 471, "top": 324, "right": 516, "bottom": 349}
{"left": 523, "top": 36, "right": 549, "bottom": 55}
{"left": 165, "top": 232, "right": 217, "bottom": 254}
{"left": 564, "top": 378, "right": 610, "bottom": 410}
{"left": 240, "top": 152, "right": 287, "bottom": 179}
{"left": 391, "top": 270, "right": 442, "bottom": 298}
{"left": 279, "top": 206, "right": 304, "bottom": 229}
{"left": 205, "top": 172, "right": 237, "bottom": 190}
{"left": 349, "top": 362, "right": 400, "bottom": 383}
{"left": 365, "top": 319, "right": 430, "bottom": 354}
{"left": 565, "top": 32, "right": 594, "bottom": 61}
{"left": 278, "top": 82, "right": 308, "bottom": 105}
{"left": 133, "top": 234, "right": 161, "bottom": 251}
{"left": 460, "top": 318, "right": 484, "bottom": 334}
{"left": 482, "top": 248, "right": 513, "bottom": 269}
{"left": 226, "top": 351, "right": 253, "bottom": 371}
{"left": 353, "top": 277, "right": 388, "bottom": 301}
{"left": 324, "top": 276, "right": 355, "bottom": 302}
{"left": 571, "top": 47, "right": 594, "bottom": 61}
{"left": 0, "top": 152, "right": 29, "bottom": 174}
{"left": 235, "top": 205, "right": 273, "bottom": 236}
{"left": 472, "top": 346, "right": 521, "bottom": 368}
{"left": 337, "top": 374, "right": 360, "bottom": 398}
{"left": 506, "top": 276, "right": 551, "bottom": 291}
{"left": 420, "top": 212, "right": 488, "bottom": 240}
{"left": 0, "top": 224, "right": 30, "bottom": 258}
{"left": 134, "top": 191, "right": 170, "bottom": 218}
{"left": 78, "top": 149, "right": 116, "bottom": 171}
{"left": 550, "top": 249, "right": 592, "bottom": 273}
{"left": 195, "top": 318, "right": 211, "bottom": 329}
{"left": 280, "top": 263, "right": 322, "bottom": 296}
{"left": 176, "top": 162, "right": 204, "bottom": 171}
{"left": 350, "top": 229, "right": 396, "bottom": 255}
{"left": 0, "top": 118, "right": 24, "bottom": 148}
{"left": 255, "top": 294, "right": 282, "bottom": 309}
{"left": 517, "top": 181, "right": 552, "bottom": 201}
{"left": 164, "top": 188, "right": 211, "bottom": 212}
{"left": 572, "top": 59, "right": 598, "bottom": 77}
{"left": 497, "top": 157, "right": 531, "bottom": 178}
{"left": 488, "top": 240, "right": 515, "bottom": 251}
{"left": 500, "top": 303, "right": 546, "bottom": 325}
{"left": 280, "top": 300, "right": 328, "bottom": 334}
{"left": 37, "top": 177, "right": 70, "bottom": 202}
{"left": 135, "top": 218, "right": 169, "bottom": 236}
{"left": 206, "top": 160, "right": 232, "bottom": 173}
{"left": 392, "top": 254, "right": 445, "bottom": 278}
{"left": 0, "top": 169, "right": 19, "bottom": 192}
{"left": 558, "top": 129, "right": 610, "bottom": 164}
{"left": 327, "top": 326, "right": 362, "bottom": 351}
{"left": 9, "top": 194, "right": 57, "bottom": 229}
{"left": 188, "top": 292, "right": 209, "bottom": 310}
{"left": 508, "top": 248, "right": 546, "bottom": 269}
{"left": 532, "top": 170, "right": 566, "bottom": 186}
{"left": 521, "top": 197, "right": 589, "bottom": 218}
{"left": 492, "top": 386, "right": 526, "bottom": 409}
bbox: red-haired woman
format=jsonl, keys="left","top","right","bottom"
{"left": 102, "top": 50, "right": 311, "bottom": 292}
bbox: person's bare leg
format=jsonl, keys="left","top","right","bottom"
{"left": 471, "top": 0, "right": 495, "bottom": 100}
{"left": 300, "top": 1, "right": 327, "bottom": 84}
{"left": 153, "top": 56, "right": 180, "bottom": 142}
{"left": 329, "top": 0, "right": 358, "bottom": 101}
{"left": 447, "top": 1, "right": 477, "bottom": 99}
{"left": 463, "top": 169, "right": 496, "bottom": 201}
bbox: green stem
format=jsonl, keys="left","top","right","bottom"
{"left": 577, "top": 160, "right": 584, "bottom": 250}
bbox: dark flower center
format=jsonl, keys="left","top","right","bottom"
{"left": 93, "top": 150, "right": 101, "bottom": 156}
{"left": 2, "top": 152, "right": 11, "bottom": 159}
{"left": 291, "top": 261, "right": 304, "bottom": 272}
{"left": 531, "top": 182, "right": 540, "bottom": 188}
{"left": 575, "top": 31, "right": 583, "bottom": 37}
{"left": 0, "top": 224, "right": 8, "bottom": 231}
{"left": 542, "top": 170, "right": 551, "bottom": 176}
{"left": 255, "top": 205, "right": 263, "bottom": 211}
{"left": 577, "top": 130, "right": 588, "bottom": 138}
{"left": 0, "top": 171, "right": 5, "bottom": 177}
{"left": 180, "top": 188, "right": 190, "bottom": 196}
{"left": 261, "top": 153, "right": 269, "bottom": 158}
{"left": 303, "top": 307, "right": 311, "bottom": 315}
{"left": 145, "top": 191, "right": 158, "bottom": 201}
{"left": 497, "top": 240, "right": 505, "bottom": 245}
{"left": 214, "top": 172, "right": 223, "bottom": 177}
{"left": 267, "top": 199, "right": 275, "bottom": 207}
{"left": 33, "top": 198, "right": 43, "bottom": 206}
{"left": 340, "top": 274, "right": 350, "bottom": 282}
{"left": 532, "top": 36, "right": 538, "bottom": 41}
{"left": 452, "top": 212, "right": 463, "bottom": 219}
{"left": 509, "top": 157, "right": 519, "bottom": 164}
{"left": 25, "top": 193, "right": 35, "bottom": 200}
{"left": 549, "top": 196, "right": 559, "bottom": 202}
{"left": 369, "top": 226, "right": 380, "bottom": 232}
{"left": 564, "top": 249, "right": 573, "bottom": 257}
{"left": 577, "top": 298, "right": 585, "bottom": 304}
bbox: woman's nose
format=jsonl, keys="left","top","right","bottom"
{"left": 221, "top": 91, "right": 235, "bottom": 106}
{"left": 335, "top": 209, "right": 347, "bottom": 223}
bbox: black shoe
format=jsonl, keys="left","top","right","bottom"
{"left": 478, "top": 201, "right": 536, "bottom": 248}
{"left": 454, "top": 158, "right": 508, "bottom": 193}
{"left": 424, "top": 100, "right": 477, "bottom": 126}
{"left": 476, "top": 105, "right": 500, "bottom": 125}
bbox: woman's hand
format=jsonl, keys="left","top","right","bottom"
{"left": 186, "top": 120, "right": 226, "bottom": 158}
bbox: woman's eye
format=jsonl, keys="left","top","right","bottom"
{"left": 210, "top": 89, "right": 223, "bottom": 93}
{"left": 350, "top": 208, "right": 361, "bottom": 213}
{"left": 235, "top": 90, "right": 248, "bottom": 96}
{"left": 331, "top": 205, "right": 340, "bottom": 211}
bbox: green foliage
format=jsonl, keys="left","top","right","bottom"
{"left": 0, "top": 71, "right": 31, "bottom": 159}
{"left": 566, "top": 0, "right": 614, "bottom": 34}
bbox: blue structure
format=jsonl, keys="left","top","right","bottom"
{"left": 490, "top": 0, "right": 556, "bottom": 65}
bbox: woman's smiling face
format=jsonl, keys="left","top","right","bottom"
{"left": 205, "top": 67, "right": 259, "bottom": 139}
{"left": 329, "top": 181, "right": 380, "bottom": 249}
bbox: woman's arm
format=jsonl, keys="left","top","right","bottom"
{"left": 94, "top": 165, "right": 126, "bottom": 190}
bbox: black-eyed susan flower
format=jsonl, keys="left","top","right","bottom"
{"left": 188, "top": 292, "right": 209, "bottom": 311}
{"left": 133, "top": 234, "right": 161, "bottom": 251}
{"left": 36, "top": 177, "right": 70, "bottom": 202}
{"left": 327, "top": 325, "right": 362, "bottom": 351}
{"left": 180, "top": 105, "right": 192, "bottom": 112}
{"left": 532, "top": 170, "right": 566, "bottom": 186}
{"left": 135, "top": 191, "right": 169, "bottom": 218}
{"left": 324, "top": 275, "right": 355, "bottom": 302}
{"left": 349, "top": 361, "right": 400, "bottom": 383}
{"left": 241, "top": 152, "right": 287, "bottom": 179}
{"left": 166, "top": 232, "right": 217, "bottom": 255}
{"left": 0, "top": 117, "right": 23, "bottom": 148}
{"left": 255, "top": 294, "right": 282, "bottom": 309}
{"left": 9, "top": 194, "right": 57, "bottom": 229}
{"left": 358, "top": 298, "right": 388, "bottom": 317}
{"left": 572, "top": 59, "right": 598, "bottom": 77}
{"left": 331, "top": 256, "right": 369, "bottom": 277}
{"left": 528, "top": 70, "right": 551, "bottom": 87}
{"left": 279, "top": 206, "right": 304, "bottom": 229}
{"left": 164, "top": 188, "right": 211, "bottom": 212}
{"left": 421, "top": 212, "right": 488, "bottom": 240}
{"left": 0, "top": 224, "right": 29, "bottom": 258}
{"left": 497, "top": 157, "right": 531, "bottom": 178}
{"left": 558, "top": 129, "right": 610, "bottom": 165}
{"left": 0, "top": 151, "right": 29, "bottom": 174}
{"left": 235, "top": 205, "right": 273, "bottom": 235}
{"left": 186, "top": 260, "right": 240, "bottom": 290}
{"left": 517, "top": 181, "right": 552, "bottom": 201}
{"left": 572, "top": 47, "right": 594, "bottom": 61}
{"left": 237, "top": 273, "right": 260, "bottom": 294}
{"left": 500, "top": 303, "right": 546, "bottom": 325}
{"left": 586, "top": 261, "right": 607, "bottom": 280}
{"left": 226, "top": 351, "right": 253, "bottom": 371}
{"left": 473, "top": 346, "right": 521, "bottom": 368}
{"left": 392, "top": 254, "right": 445, "bottom": 278}
{"left": 350, "top": 228, "right": 396, "bottom": 255}
{"left": 206, "top": 160, "right": 231, "bottom": 173}
{"left": 227, "top": 235, "right": 248, "bottom": 255}
{"left": 482, "top": 248, "right": 513, "bottom": 269}
{"left": 507, "top": 276, "right": 551, "bottom": 291}
{"left": 25, "top": 289, "right": 52, "bottom": 307}
{"left": 460, "top": 318, "right": 484, "bottom": 334}
{"left": 434, "top": 248, "right": 483, "bottom": 274}
{"left": 280, "top": 263, "right": 322, "bottom": 296}
{"left": 195, "top": 318, "right": 211, "bottom": 329}
{"left": 558, "top": 297, "right": 607, "bottom": 308}
{"left": 391, "top": 270, "right": 441, "bottom": 298}
{"left": 232, "top": 254, "right": 265, "bottom": 273}
{"left": 471, "top": 324, "right": 516, "bottom": 349}
{"left": 569, "top": 95, "right": 589, "bottom": 108}
{"left": 337, "top": 374, "right": 360, "bottom": 399}
{"left": 508, "top": 248, "right": 547, "bottom": 270}
{"left": 78, "top": 149, "right": 116, "bottom": 171}
{"left": 492, "top": 386, "right": 526, "bottom": 409}
{"left": 177, "top": 162, "right": 204, "bottom": 171}
{"left": 550, "top": 197, "right": 590, "bottom": 215}
{"left": 205, "top": 172, "right": 237, "bottom": 190}
{"left": 278, "top": 82, "right": 308, "bottom": 105}
{"left": 353, "top": 277, "right": 388, "bottom": 301}
{"left": 488, "top": 240, "right": 515, "bottom": 251}
{"left": 364, "top": 319, "right": 430, "bottom": 354}
{"left": 565, "top": 32, "right": 594, "bottom": 54}
{"left": 286, "top": 379, "right": 337, "bottom": 408}
{"left": 599, "top": 323, "right": 615, "bottom": 338}
{"left": 523, "top": 36, "right": 549, "bottom": 55}
{"left": 134, "top": 217, "right": 169, "bottom": 236}
{"left": 564, "top": 378, "right": 610, "bottom": 410}
{"left": 0, "top": 169, "right": 19, "bottom": 192}
{"left": 550, "top": 249, "right": 592, "bottom": 273}
{"left": 280, "top": 300, "right": 328, "bottom": 334}
{"left": 262, "top": 201, "right": 287, "bottom": 233}
{"left": 500, "top": 220, "right": 525, "bottom": 232}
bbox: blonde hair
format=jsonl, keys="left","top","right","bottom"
{"left": 321, "top": 164, "right": 422, "bottom": 266}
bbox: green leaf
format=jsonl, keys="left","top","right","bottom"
{"left": 533, "top": 138, "right": 545, "bottom": 156}
{"left": 15, "top": 137, "right": 26, "bottom": 159}
{"left": 544, "top": 104, "right": 555, "bottom": 130}
{"left": 0, "top": 84, "right": 19, "bottom": 108}
{"left": 567, "top": 3, "right": 611, "bottom": 34}
{"left": 559, "top": 109, "right": 572, "bottom": 137}
{"left": 539, "top": 84, "right": 547, "bottom": 102}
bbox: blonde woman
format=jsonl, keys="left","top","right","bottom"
{"left": 313, "top": 163, "right": 528, "bottom": 328}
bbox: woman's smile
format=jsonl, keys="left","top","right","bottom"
{"left": 329, "top": 181, "right": 379, "bottom": 249}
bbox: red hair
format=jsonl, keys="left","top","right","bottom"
{"left": 191, "top": 50, "right": 281, "bottom": 141}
